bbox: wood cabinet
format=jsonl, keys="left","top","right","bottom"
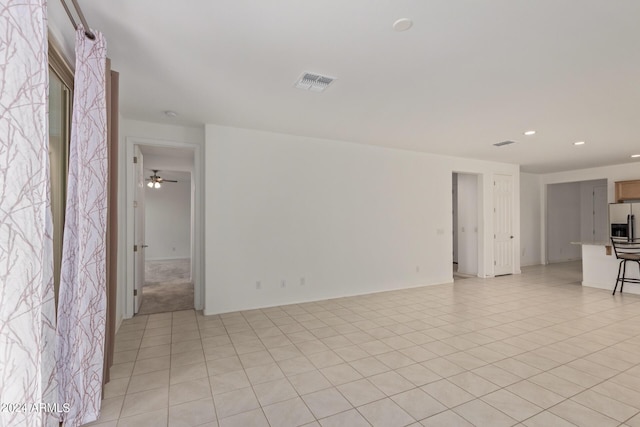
{"left": 615, "top": 180, "right": 640, "bottom": 202}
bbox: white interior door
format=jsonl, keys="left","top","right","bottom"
{"left": 493, "top": 174, "right": 514, "bottom": 276}
{"left": 133, "top": 146, "right": 145, "bottom": 313}
{"left": 452, "top": 173, "right": 458, "bottom": 264}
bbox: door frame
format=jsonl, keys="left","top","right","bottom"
{"left": 452, "top": 172, "right": 482, "bottom": 277}
{"left": 133, "top": 146, "right": 145, "bottom": 314}
{"left": 452, "top": 171, "right": 484, "bottom": 278}
{"left": 124, "top": 136, "right": 204, "bottom": 317}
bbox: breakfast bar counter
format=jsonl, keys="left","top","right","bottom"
{"left": 573, "top": 241, "right": 640, "bottom": 295}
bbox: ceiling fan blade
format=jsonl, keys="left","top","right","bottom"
{"left": 163, "top": 179, "right": 178, "bottom": 183}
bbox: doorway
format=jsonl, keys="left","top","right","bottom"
{"left": 125, "top": 138, "right": 203, "bottom": 317}
{"left": 545, "top": 179, "right": 607, "bottom": 264}
{"left": 453, "top": 172, "right": 480, "bottom": 278}
{"left": 139, "top": 165, "right": 193, "bottom": 314}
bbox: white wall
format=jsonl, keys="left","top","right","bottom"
{"left": 520, "top": 172, "right": 542, "bottom": 266}
{"left": 205, "top": 124, "right": 520, "bottom": 315}
{"left": 121, "top": 119, "right": 205, "bottom": 145}
{"left": 145, "top": 179, "right": 191, "bottom": 260}
{"left": 142, "top": 153, "right": 194, "bottom": 173}
{"left": 546, "top": 182, "right": 582, "bottom": 262}
{"left": 457, "top": 174, "right": 478, "bottom": 275}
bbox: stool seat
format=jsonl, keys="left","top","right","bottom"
{"left": 611, "top": 237, "right": 640, "bottom": 295}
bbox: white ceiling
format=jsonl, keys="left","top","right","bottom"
{"left": 49, "top": 0, "right": 640, "bottom": 173}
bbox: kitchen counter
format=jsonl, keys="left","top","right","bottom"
{"left": 570, "top": 241, "right": 610, "bottom": 246}
{"left": 574, "top": 242, "right": 640, "bottom": 295}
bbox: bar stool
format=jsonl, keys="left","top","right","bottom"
{"left": 611, "top": 237, "right": 640, "bottom": 295}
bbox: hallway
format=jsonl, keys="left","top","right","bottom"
{"left": 138, "top": 259, "right": 194, "bottom": 315}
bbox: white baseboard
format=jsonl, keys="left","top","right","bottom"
{"left": 582, "top": 280, "right": 640, "bottom": 295}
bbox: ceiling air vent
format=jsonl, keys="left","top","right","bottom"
{"left": 294, "top": 72, "right": 336, "bottom": 93}
{"left": 494, "top": 140, "right": 516, "bottom": 147}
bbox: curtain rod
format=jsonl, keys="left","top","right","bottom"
{"left": 60, "top": 0, "right": 96, "bottom": 40}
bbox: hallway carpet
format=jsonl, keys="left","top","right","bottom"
{"left": 139, "top": 259, "right": 193, "bottom": 315}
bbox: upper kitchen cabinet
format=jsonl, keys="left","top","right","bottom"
{"left": 615, "top": 180, "right": 640, "bottom": 202}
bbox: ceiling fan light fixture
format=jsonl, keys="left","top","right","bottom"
{"left": 154, "top": 182, "right": 161, "bottom": 189}
{"left": 147, "top": 181, "right": 153, "bottom": 188}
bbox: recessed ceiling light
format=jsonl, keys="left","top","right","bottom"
{"left": 393, "top": 18, "right": 413, "bottom": 32}
{"left": 632, "top": 154, "right": 640, "bottom": 158}
{"left": 164, "top": 110, "right": 178, "bottom": 118}
{"left": 573, "top": 141, "right": 585, "bottom": 146}
{"left": 523, "top": 130, "right": 536, "bottom": 136}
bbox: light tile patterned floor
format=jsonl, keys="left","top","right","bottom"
{"left": 86, "top": 262, "right": 640, "bottom": 426}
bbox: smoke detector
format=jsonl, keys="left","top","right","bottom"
{"left": 493, "top": 140, "right": 516, "bottom": 147}
{"left": 294, "top": 72, "right": 336, "bottom": 93}
{"left": 393, "top": 18, "right": 413, "bottom": 32}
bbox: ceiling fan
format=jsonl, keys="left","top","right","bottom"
{"left": 146, "top": 169, "right": 177, "bottom": 189}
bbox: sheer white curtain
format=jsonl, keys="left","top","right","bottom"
{"left": 0, "top": 1, "right": 59, "bottom": 427}
{"left": 56, "top": 28, "right": 108, "bottom": 427}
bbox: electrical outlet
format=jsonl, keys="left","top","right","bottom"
{"left": 256, "top": 281, "right": 261, "bottom": 290}
{"left": 281, "top": 280, "right": 286, "bottom": 288}
{"left": 300, "top": 277, "right": 305, "bottom": 285}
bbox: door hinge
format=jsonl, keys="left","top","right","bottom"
{"left": 134, "top": 289, "right": 138, "bottom": 296}
{"left": 134, "top": 244, "right": 138, "bottom": 252}
{"left": 494, "top": 260, "right": 497, "bottom": 265}
{"left": 134, "top": 201, "right": 138, "bottom": 208}
{"left": 133, "top": 156, "right": 138, "bottom": 163}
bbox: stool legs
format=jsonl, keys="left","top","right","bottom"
{"left": 614, "top": 260, "right": 624, "bottom": 295}
{"left": 613, "top": 260, "right": 640, "bottom": 295}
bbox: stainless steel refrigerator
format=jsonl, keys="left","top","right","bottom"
{"left": 610, "top": 202, "right": 639, "bottom": 240}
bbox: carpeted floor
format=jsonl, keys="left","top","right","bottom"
{"left": 138, "top": 258, "right": 194, "bottom": 315}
